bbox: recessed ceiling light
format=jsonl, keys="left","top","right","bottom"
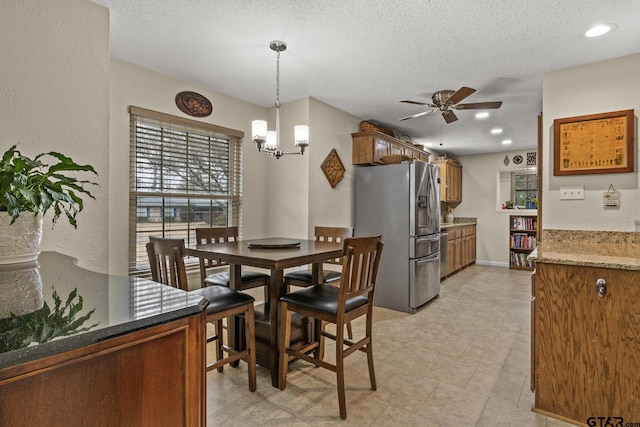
{"left": 502, "top": 139, "right": 512, "bottom": 145}
{"left": 475, "top": 112, "right": 489, "bottom": 119}
{"left": 490, "top": 128, "right": 503, "bottom": 134}
{"left": 585, "top": 24, "right": 616, "bottom": 38}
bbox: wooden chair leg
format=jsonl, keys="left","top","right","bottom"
{"left": 245, "top": 303, "right": 257, "bottom": 392}
{"left": 346, "top": 321, "right": 353, "bottom": 339}
{"left": 278, "top": 302, "right": 292, "bottom": 390}
{"left": 315, "top": 319, "right": 325, "bottom": 361}
{"left": 366, "top": 313, "right": 376, "bottom": 390}
{"left": 215, "top": 318, "right": 224, "bottom": 372}
{"left": 335, "top": 325, "right": 347, "bottom": 420}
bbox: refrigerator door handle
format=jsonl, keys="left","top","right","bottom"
{"left": 415, "top": 252, "right": 439, "bottom": 264}
{"left": 415, "top": 235, "right": 440, "bottom": 244}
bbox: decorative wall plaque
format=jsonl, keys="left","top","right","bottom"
{"left": 175, "top": 91, "right": 213, "bottom": 117}
{"left": 553, "top": 109, "right": 634, "bottom": 175}
{"left": 526, "top": 152, "right": 537, "bottom": 166}
{"left": 320, "top": 149, "right": 345, "bottom": 189}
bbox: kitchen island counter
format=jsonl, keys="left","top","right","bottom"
{"left": 529, "top": 229, "right": 640, "bottom": 270}
{"left": 0, "top": 252, "right": 208, "bottom": 426}
{"left": 529, "top": 229, "right": 640, "bottom": 424}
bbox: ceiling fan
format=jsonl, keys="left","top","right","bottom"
{"left": 399, "top": 86, "right": 502, "bottom": 124}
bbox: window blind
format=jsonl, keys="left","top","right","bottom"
{"left": 129, "top": 107, "right": 243, "bottom": 276}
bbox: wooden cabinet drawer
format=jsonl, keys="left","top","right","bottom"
{"left": 449, "top": 227, "right": 462, "bottom": 239}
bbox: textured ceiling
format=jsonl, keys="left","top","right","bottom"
{"left": 92, "top": 0, "right": 640, "bottom": 156}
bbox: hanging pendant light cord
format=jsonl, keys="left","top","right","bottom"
{"left": 275, "top": 45, "right": 281, "bottom": 152}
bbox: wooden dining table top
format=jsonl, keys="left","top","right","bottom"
{"left": 186, "top": 238, "right": 343, "bottom": 270}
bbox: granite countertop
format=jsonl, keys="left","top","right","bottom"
{"left": 529, "top": 229, "right": 640, "bottom": 270}
{"left": 440, "top": 217, "right": 477, "bottom": 229}
{"left": 0, "top": 252, "right": 208, "bottom": 369}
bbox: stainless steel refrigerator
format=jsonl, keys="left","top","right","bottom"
{"left": 354, "top": 160, "right": 441, "bottom": 313}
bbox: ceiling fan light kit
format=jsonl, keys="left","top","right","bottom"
{"left": 399, "top": 86, "right": 502, "bottom": 124}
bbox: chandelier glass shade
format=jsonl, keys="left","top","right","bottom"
{"left": 251, "top": 41, "right": 309, "bottom": 159}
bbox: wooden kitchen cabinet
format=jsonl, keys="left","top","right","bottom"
{"left": 448, "top": 227, "right": 462, "bottom": 274}
{"left": 0, "top": 313, "right": 207, "bottom": 427}
{"left": 532, "top": 263, "right": 640, "bottom": 423}
{"left": 351, "top": 130, "right": 430, "bottom": 165}
{"left": 433, "top": 158, "right": 462, "bottom": 203}
{"left": 445, "top": 224, "right": 475, "bottom": 277}
{"left": 461, "top": 225, "right": 476, "bottom": 267}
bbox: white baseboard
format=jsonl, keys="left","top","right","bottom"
{"left": 474, "top": 260, "right": 509, "bottom": 268}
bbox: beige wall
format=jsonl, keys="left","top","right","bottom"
{"left": 542, "top": 53, "right": 640, "bottom": 231}
{"left": 109, "top": 59, "right": 270, "bottom": 274}
{"left": 307, "top": 98, "right": 361, "bottom": 234}
{"left": 108, "top": 60, "right": 361, "bottom": 275}
{"left": 455, "top": 150, "right": 538, "bottom": 266}
{"left": 1, "top": 0, "right": 110, "bottom": 272}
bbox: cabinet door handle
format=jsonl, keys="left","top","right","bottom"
{"left": 596, "top": 278, "right": 607, "bottom": 297}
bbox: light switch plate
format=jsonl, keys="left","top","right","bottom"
{"left": 560, "top": 186, "right": 585, "bottom": 200}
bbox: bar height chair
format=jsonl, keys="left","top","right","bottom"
{"left": 147, "top": 236, "right": 257, "bottom": 391}
{"left": 278, "top": 235, "right": 383, "bottom": 419}
{"left": 195, "top": 227, "right": 271, "bottom": 302}
{"left": 283, "top": 226, "right": 354, "bottom": 338}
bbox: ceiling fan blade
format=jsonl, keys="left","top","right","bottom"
{"left": 454, "top": 101, "right": 503, "bottom": 110}
{"left": 447, "top": 87, "right": 476, "bottom": 105}
{"left": 399, "top": 100, "right": 436, "bottom": 107}
{"left": 399, "top": 110, "right": 436, "bottom": 121}
{"left": 442, "top": 110, "right": 458, "bottom": 123}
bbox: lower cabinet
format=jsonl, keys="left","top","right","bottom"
{"left": 0, "top": 312, "right": 206, "bottom": 427}
{"left": 532, "top": 263, "right": 640, "bottom": 423}
{"left": 445, "top": 224, "right": 476, "bottom": 277}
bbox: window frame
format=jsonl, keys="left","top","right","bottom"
{"left": 511, "top": 170, "right": 538, "bottom": 207}
{"left": 128, "top": 106, "right": 244, "bottom": 276}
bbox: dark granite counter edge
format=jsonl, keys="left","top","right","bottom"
{"left": 0, "top": 299, "right": 208, "bottom": 371}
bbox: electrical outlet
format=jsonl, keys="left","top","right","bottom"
{"left": 560, "top": 186, "right": 585, "bottom": 200}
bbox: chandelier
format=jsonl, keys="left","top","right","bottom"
{"left": 251, "top": 41, "right": 309, "bottom": 159}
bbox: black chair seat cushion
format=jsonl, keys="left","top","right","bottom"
{"left": 284, "top": 269, "right": 341, "bottom": 284}
{"left": 190, "top": 285, "right": 255, "bottom": 315}
{"left": 204, "top": 270, "right": 270, "bottom": 287}
{"left": 280, "top": 284, "right": 367, "bottom": 315}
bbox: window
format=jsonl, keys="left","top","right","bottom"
{"left": 129, "top": 106, "right": 243, "bottom": 275}
{"left": 511, "top": 171, "right": 538, "bottom": 207}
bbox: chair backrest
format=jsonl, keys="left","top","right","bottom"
{"left": 195, "top": 227, "right": 239, "bottom": 268}
{"left": 338, "top": 235, "right": 383, "bottom": 304}
{"left": 195, "top": 226, "right": 239, "bottom": 244}
{"left": 315, "top": 226, "right": 354, "bottom": 265}
{"left": 146, "top": 236, "right": 189, "bottom": 291}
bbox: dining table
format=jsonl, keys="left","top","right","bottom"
{"left": 185, "top": 237, "right": 343, "bottom": 387}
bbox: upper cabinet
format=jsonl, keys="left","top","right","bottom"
{"left": 351, "top": 131, "right": 430, "bottom": 165}
{"left": 433, "top": 158, "right": 462, "bottom": 203}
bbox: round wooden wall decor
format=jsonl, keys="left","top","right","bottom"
{"left": 175, "top": 91, "right": 213, "bottom": 117}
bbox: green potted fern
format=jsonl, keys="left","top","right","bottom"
{"left": 0, "top": 145, "right": 98, "bottom": 264}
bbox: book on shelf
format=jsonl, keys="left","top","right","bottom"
{"left": 510, "top": 233, "right": 537, "bottom": 249}
{"left": 510, "top": 216, "right": 536, "bottom": 231}
{"left": 511, "top": 251, "right": 535, "bottom": 268}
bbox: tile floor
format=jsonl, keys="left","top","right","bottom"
{"left": 204, "top": 265, "right": 576, "bottom": 426}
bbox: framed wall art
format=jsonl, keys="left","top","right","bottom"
{"left": 553, "top": 109, "right": 634, "bottom": 175}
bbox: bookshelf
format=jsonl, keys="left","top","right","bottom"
{"left": 509, "top": 215, "right": 537, "bottom": 270}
